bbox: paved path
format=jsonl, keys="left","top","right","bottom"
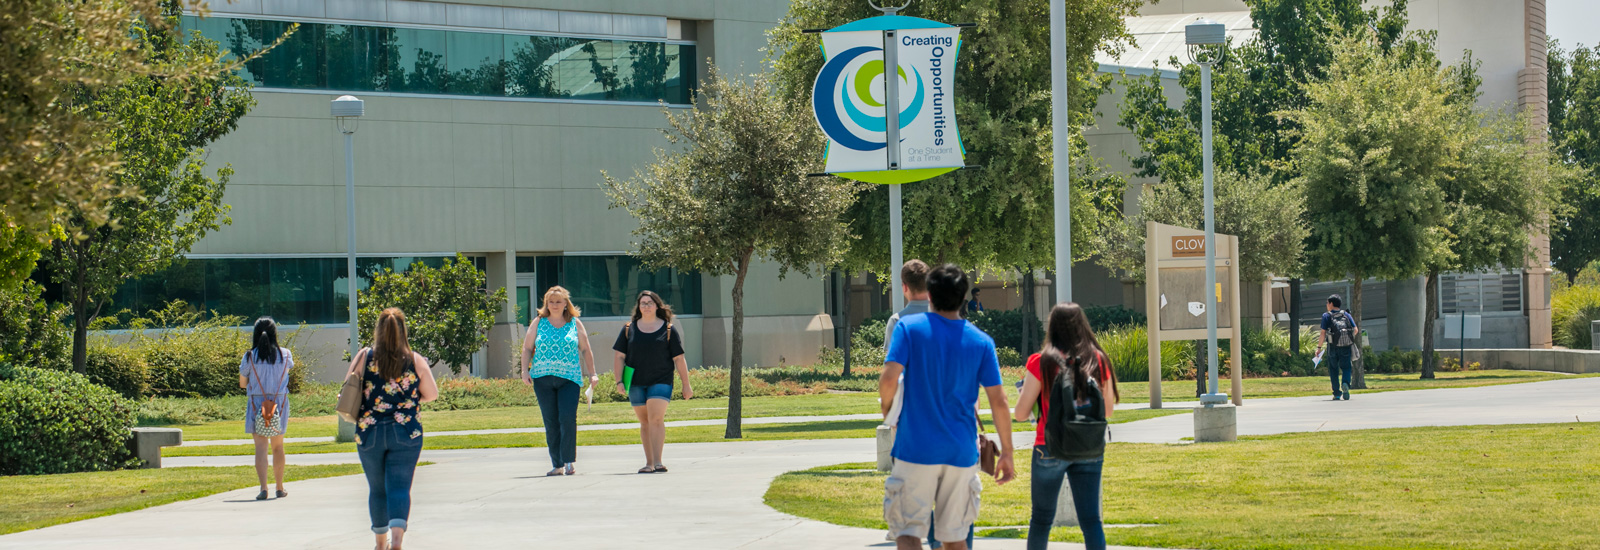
{"left": 6, "top": 376, "right": 1594, "bottom": 550}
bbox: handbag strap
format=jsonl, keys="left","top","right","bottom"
{"left": 248, "top": 350, "right": 288, "bottom": 401}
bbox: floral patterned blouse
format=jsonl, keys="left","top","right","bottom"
{"left": 355, "top": 348, "right": 424, "bottom": 445}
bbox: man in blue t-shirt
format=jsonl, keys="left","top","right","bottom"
{"left": 880, "top": 264, "right": 1015, "bottom": 550}
{"left": 1318, "top": 294, "right": 1361, "bottom": 401}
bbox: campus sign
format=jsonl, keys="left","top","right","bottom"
{"left": 812, "top": 16, "right": 964, "bottom": 184}
{"left": 1145, "top": 222, "right": 1243, "bottom": 408}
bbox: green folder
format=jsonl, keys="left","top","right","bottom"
{"left": 623, "top": 366, "right": 634, "bottom": 389}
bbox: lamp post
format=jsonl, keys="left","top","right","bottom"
{"left": 332, "top": 95, "right": 363, "bottom": 443}
{"left": 1186, "top": 20, "right": 1228, "bottom": 406}
{"left": 1050, "top": 0, "right": 1072, "bottom": 303}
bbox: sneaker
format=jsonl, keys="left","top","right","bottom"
{"left": 1342, "top": 383, "right": 1350, "bottom": 400}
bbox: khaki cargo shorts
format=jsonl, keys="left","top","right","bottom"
{"left": 883, "top": 459, "right": 982, "bottom": 543}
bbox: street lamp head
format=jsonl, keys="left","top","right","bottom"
{"left": 1185, "top": 19, "right": 1228, "bottom": 66}
{"left": 331, "top": 95, "right": 364, "bottom": 134}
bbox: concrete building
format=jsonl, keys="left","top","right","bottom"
{"left": 102, "top": 0, "right": 1552, "bottom": 380}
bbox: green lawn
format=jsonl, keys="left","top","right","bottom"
{"left": 1114, "top": 369, "right": 1591, "bottom": 403}
{"left": 0, "top": 464, "right": 373, "bottom": 535}
{"left": 765, "top": 422, "right": 1600, "bottom": 550}
{"left": 164, "top": 408, "right": 1191, "bottom": 457}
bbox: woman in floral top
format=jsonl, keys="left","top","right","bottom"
{"left": 348, "top": 308, "right": 438, "bottom": 550}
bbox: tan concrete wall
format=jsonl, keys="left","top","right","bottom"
{"left": 1439, "top": 348, "right": 1600, "bottom": 374}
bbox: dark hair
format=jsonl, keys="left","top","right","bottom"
{"left": 629, "top": 290, "right": 675, "bottom": 327}
{"left": 1038, "top": 302, "right": 1119, "bottom": 403}
{"left": 971, "top": 288, "right": 981, "bottom": 296}
{"left": 901, "top": 260, "right": 930, "bottom": 293}
{"left": 1328, "top": 294, "right": 1343, "bottom": 309}
{"left": 926, "top": 264, "right": 969, "bottom": 312}
{"left": 373, "top": 308, "right": 413, "bottom": 381}
{"left": 251, "top": 317, "right": 281, "bottom": 364}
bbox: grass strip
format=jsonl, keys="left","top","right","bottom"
{"left": 0, "top": 463, "right": 374, "bottom": 535}
{"left": 764, "top": 422, "right": 1600, "bottom": 550}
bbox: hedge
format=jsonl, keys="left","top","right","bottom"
{"left": 0, "top": 365, "right": 136, "bottom": 475}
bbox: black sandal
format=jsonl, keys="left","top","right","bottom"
{"left": 276, "top": 490, "right": 288, "bottom": 498}
{"left": 255, "top": 490, "right": 268, "bottom": 501}
{"left": 654, "top": 464, "right": 668, "bottom": 473}
{"left": 637, "top": 466, "right": 656, "bottom": 474}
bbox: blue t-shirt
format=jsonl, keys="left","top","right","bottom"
{"left": 1321, "top": 309, "right": 1358, "bottom": 345}
{"left": 885, "top": 312, "right": 1003, "bottom": 467}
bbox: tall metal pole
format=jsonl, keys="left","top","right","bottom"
{"left": 1050, "top": 0, "right": 1072, "bottom": 304}
{"left": 884, "top": 26, "right": 906, "bottom": 312}
{"left": 345, "top": 132, "right": 358, "bottom": 358}
{"left": 1200, "top": 62, "right": 1223, "bottom": 404}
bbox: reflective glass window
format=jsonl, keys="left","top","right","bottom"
{"left": 390, "top": 28, "right": 448, "bottom": 93}
{"left": 447, "top": 31, "right": 504, "bottom": 96}
{"left": 535, "top": 256, "right": 701, "bottom": 317}
{"left": 326, "top": 24, "right": 394, "bottom": 92}
{"left": 505, "top": 35, "right": 573, "bottom": 98}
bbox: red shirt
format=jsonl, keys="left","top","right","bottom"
{"left": 1024, "top": 352, "right": 1111, "bottom": 448}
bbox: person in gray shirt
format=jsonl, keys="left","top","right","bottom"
{"left": 886, "top": 259, "right": 932, "bottom": 345}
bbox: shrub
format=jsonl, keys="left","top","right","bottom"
{"left": 995, "top": 346, "right": 1024, "bottom": 367}
{"left": 1096, "top": 324, "right": 1192, "bottom": 382}
{"left": 1552, "top": 285, "right": 1600, "bottom": 349}
{"left": 969, "top": 309, "right": 1043, "bottom": 355}
{"left": 83, "top": 345, "right": 150, "bottom": 399}
{"left": 1234, "top": 324, "right": 1322, "bottom": 377}
{"left": 97, "top": 300, "right": 312, "bottom": 399}
{"left": 0, "top": 365, "right": 136, "bottom": 475}
{"left": 0, "top": 280, "right": 70, "bottom": 371}
{"left": 1083, "top": 305, "right": 1146, "bottom": 333}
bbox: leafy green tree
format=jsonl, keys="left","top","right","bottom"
{"left": 43, "top": 18, "right": 251, "bottom": 373}
{"left": 0, "top": 280, "right": 71, "bottom": 371}
{"left": 1549, "top": 42, "right": 1600, "bottom": 284}
{"left": 768, "top": 0, "right": 1140, "bottom": 276}
{"left": 357, "top": 255, "right": 507, "bottom": 373}
{"left": 603, "top": 67, "right": 859, "bottom": 439}
{"left": 1419, "top": 113, "right": 1572, "bottom": 378}
{"left": 1286, "top": 32, "right": 1462, "bottom": 388}
{"left": 1095, "top": 169, "right": 1309, "bottom": 284}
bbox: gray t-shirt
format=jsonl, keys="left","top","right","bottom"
{"left": 885, "top": 300, "right": 931, "bottom": 349}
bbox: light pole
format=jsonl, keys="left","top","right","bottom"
{"left": 1050, "top": 0, "right": 1072, "bottom": 303}
{"left": 1186, "top": 20, "right": 1228, "bottom": 406}
{"left": 332, "top": 95, "right": 363, "bottom": 443}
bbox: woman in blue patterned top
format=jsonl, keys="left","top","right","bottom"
{"left": 520, "top": 285, "right": 597, "bottom": 476}
{"left": 237, "top": 317, "right": 293, "bottom": 501}
{"left": 347, "top": 307, "right": 438, "bottom": 550}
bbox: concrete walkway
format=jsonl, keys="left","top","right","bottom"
{"left": 5, "top": 377, "right": 1593, "bottom": 549}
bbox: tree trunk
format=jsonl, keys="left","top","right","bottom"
{"left": 1021, "top": 270, "right": 1034, "bottom": 355}
{"left": 1194, "top": 339, "right": 1207, "bottom": 398}
{"left": 1350, "top": 277, "right": 1368, "bottom": 390}
{"left": 72, "top": 299, "right": 89, "bottom": 374}
{"left": 1421, "top": 271, "right": 1440, "bottom": 379}
{"left": 841, "top": 271, "right": 853, "bottom": 376}
{"left": 725, "top": 250, "right": 753, "bottom": 439}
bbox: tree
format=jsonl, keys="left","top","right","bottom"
{"left": 1419, "top": 113, "right": 1571, "bottom": 378}
{"left": 0, "top": 280, "right": 71, "bottom": 371}
{"left": 357, "top": 255, "right": 507, "bottom": 373}
{"left": 1094, "top": 169, "right": 1309, "bottom": 284}
{"left": 43, "top": 17, "right": 252, "bottom": 373}
{"left": 1549, "top": 42, "right": 1600, "bottom": 284}
{"left": 1285, "top": 32, "right": 1461, "bottom": 388}
{"left": 769, "top": 0, "right": 1140, "bottom": 277}
{"left": 603, "top": 67, "right": 859, "bottom": 439}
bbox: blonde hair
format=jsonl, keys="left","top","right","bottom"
{"left": 538, "top": 285, "right": 582, "bottom": 319}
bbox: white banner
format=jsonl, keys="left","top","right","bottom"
{"left": 813, "top": 27, "right": 963, "bottom": 177}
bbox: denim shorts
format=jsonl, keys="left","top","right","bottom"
{"left": 628, "top": 383, "right": 673, "bottom": 406}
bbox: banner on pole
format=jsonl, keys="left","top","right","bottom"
{"left": 812, "top": 16, "right": 963, "bottom": 184}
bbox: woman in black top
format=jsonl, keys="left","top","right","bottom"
{"left": 612, "top": 291, "right": 693, "bottom": 474}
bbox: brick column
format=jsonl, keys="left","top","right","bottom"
{"left": 1522, "top": 0, "right": 1554, "bottom": 349}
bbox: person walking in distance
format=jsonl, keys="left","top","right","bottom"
{"left": 1318, "top": 294, "right": 1360, "bottom": 401}
{"left": 612, "top": 291, "right": 694, "bottom": 474}
{"left": 880, "top": 264, "right": 1016, "bottom": 550}
{"left": 1012, "top": 303, "right": 1119, "bottom": 550}
{"left": 350, "top": 308, "right": 439, "bottom": 550}
{"left": 239, "top": 317, "right": 294, "bottom": 501}
{"left": 521, "top": 286, "right": 598, "bottom": 476}
{"left": 882, "top": 260, "right": 973, "bottom": 550}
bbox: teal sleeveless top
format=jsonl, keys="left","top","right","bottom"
{"left": 530, "top": 316, "right": 584, "bottom": 386}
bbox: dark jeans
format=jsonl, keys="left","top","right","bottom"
{"left": 927, "top": 520, "right": 975, "bottom": 549}
{"left": 1329, "top": 346, "right": 1354, "bottom": 397}
{"left": 1027, "top": 447, "right": 1105, "bottom": 550}
{"left": 357, "top": 422, "right": 424, "bottom": 534}
{"left": 533, "top": 376, "right": 580, "bottom": 468}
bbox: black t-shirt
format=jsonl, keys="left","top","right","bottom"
{"left": 612, "top": 322, "right": 685, "bottom": 388}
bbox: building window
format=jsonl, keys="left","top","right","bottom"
{"left": 534, "top": 255, "right": 701, "bottom": 317}
{"left": 180, "top": 16, "right": 696, "bottom": 105}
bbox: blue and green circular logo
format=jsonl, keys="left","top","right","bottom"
{"left": 814, "top": 46, "right": 924, "bottom": 152}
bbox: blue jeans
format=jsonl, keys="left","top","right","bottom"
{"left": 927, "top": 521, "right": 975, "bottom": 549}
{"left": 357, "top": 422, "right": 424, "bottom": 534}
{"left": 628, "top": 383, "right": 673, "bottom": 407}
{"left": 533, "top": 376, "right": 580, "bottom": 468}
{"left": 1328, "top": 346, "right": 1353, "bottom": 397}
{"left": 1027, "top": 447, "right": 1104, "bottom": 550}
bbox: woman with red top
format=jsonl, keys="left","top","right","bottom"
{"left": 1012, "top": 302, "right": 1119, "bottom": 550}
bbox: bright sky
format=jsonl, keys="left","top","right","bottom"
{"left": 1547, "top": 0, "right": 1600, "bottom": 50}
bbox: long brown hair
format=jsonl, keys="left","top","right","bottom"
{"left": 373, "top": 308, "right": 413, "bottom": 381}
{"left": 1038, "top": 302, "right": 1119, "bottom": 403}
{"left": 628, "top": 290, "right": 674, "bottom": 327}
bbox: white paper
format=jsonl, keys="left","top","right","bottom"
{"left": 1312, "top": 350, "right": 1324, "bottom": 367}
{"left": 1160, "top": 294, "right": 1168, "bottom": 308}
{"left": 1188, "top": 302, "right": 1206, "bottom": 317}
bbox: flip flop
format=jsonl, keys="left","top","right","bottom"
{"left": 637, "top": 466, "right": 656, "bottom": 474}
{"left": 255, "top": 490, "right": 268, "bottom": 501}
{"left": 654, "top": 464, "right": 668, "bottom": 473}
{"left": 276, "top": 490, "right": 288, "bottom": 498}
{"left": 546, "top": 468, "right": 565, "bottom": 476}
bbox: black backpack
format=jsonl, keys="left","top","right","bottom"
{"left": 1043, "top": 351, "right": 1109, "bottom": 461}
{"left": 1329, "top": 311, "right": 1355, "bottom": 347}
